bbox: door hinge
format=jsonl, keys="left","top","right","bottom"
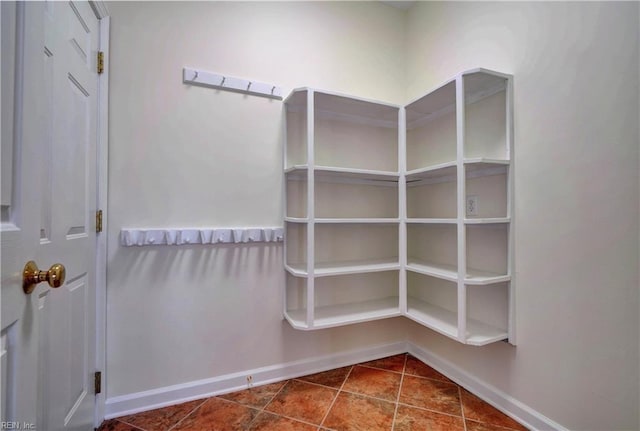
{"left": 94, "top": 371, "right": 102, "bottom": 394}
{"left": 96, "top": 210, "right": 103, "bottom": 233}
{"left": 97, "top": 51, "right": 104, "bottom": 74}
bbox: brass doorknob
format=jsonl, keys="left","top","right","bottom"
{"left": 23, "top": 261, "right": 66, "bottom": 294}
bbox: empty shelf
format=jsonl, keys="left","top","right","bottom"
{"left": 465, "top": 268, "right": 510, "bottom": 285}
{"left": 406, "top": 260, "right": 458, "bottom": 282}
{"left": 407, "top": 218, "right": 457, "bottom": 224}
{"left": 315, "top": 218, "right": 399, "bottom": 224}
{"left": 286, "top": 165, "right": 399, "bottom": 182}
{"left": 464, "top": 217, "right": 510, "bottom": 224}
{"left": 406, "top": 297, "right": 508, "bottom": 346}
{"left": 286, "top": 259, "right": 400, "bottom": 277}
{"left": 286, "top": 297, "right": 401, "bottom": 330}
{"left": 406, "top": 300, "right": 458, "bottom": 340}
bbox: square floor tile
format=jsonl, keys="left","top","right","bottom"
{"left": 358, "top": 354, "right": 406, "bottom": 373}
{"left": 461, "top": 389, "right": 528, "bottom": 431}
{"left": 248, "top": 412, "right": 318, "bottom": 430}
{"left": 264, "top": 379, "right": 337, "bottom": 425}
{"left": 218, "top": 381, "right": 286, "bottom": 409}
{"left": 399, "top": 375, "right": 461, "bottom": 416}
{"left": 172, "top": 397, "right": 259, "bottom": 431}
{"left": 342, "top": 365, "right": 402, "bottom": 401}
{"left": 296, "top": 366, "right": 352, "bottom": 389}
{"left": 322, "top": 391, "right": 395, "bottom": 431}
{"left": 117, "top": 399, "right": 205, "bottom": 431}
{"left": 404, "top": 356, "right": 452, "bottom": 383}
{"left": 394, "top": 404, "right": 464, "bottom": 431}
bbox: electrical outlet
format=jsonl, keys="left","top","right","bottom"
{"left": 466, "top": 195, "right": 478, "bottom": 216}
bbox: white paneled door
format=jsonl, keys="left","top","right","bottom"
{"left": 1, "top": 1, "right": 100, "bottom": 430}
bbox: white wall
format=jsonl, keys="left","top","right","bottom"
{"left": 106, "top": 2, "right": 640, "bottom": 429}
{"left": 106, "top": 1, "right": 407, "bottom": 398}
{"left": 405, "top": 2, "right": 640, "bottom": 430}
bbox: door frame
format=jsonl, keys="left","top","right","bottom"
{"left": 89, "top": 0, "right": 109, "bottom": 427}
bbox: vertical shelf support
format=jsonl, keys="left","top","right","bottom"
{"left": 398, "top": 107, "right": 407, "bottom": 313}
{"left": 306, "top": 90, "right": 315, "bottom": 328}
{"left": 455, "top": 75, "right": 467, "bottom": 343}
{"left": 282, "top": 99, "right": 289, "bottom": 321}
{"left": 506, "top": 76, "right": 516, "bottom": 344}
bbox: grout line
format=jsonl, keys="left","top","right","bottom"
{"left": 244, "top": 379, "right": 291, "bottom": 428}
{"left": 403, "top": 371, "right": 458, "bottom": 386}
{"left": 292, "top": 377, "right": 348, "bottom": 391}
{"left": 459, "top": 385, "right": 468, "bottom": 431}
{"left": 396, "top": 401, "right": 465, "bottom": 419}
{"left": 357, "top": 363, "right": 404, "bottom": 375}
{"left": 166, "top": 397, "right": 209, "bottom": 431}
{"left": 337, "top": 387, "right": 400, "bottom": 405}
{"left": 318, "top": 365, "right": 354, "bottom": 428}
{"left": 111, "top": 419, "right": 147, "bottom": 431}
{"left": 390, "top": 353, "right": 408, "bottom": 431}
{"left": 255, "top": 410, "right": 328, "bottom": 429}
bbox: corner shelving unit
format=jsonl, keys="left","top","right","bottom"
{"left": 404, "top": 68, "right": 513, "bottom": 346}
{"left": 284, "top": 88, "right": 402, "bottom": 330}
{"left": 283, "top": 68, "right": 514, "bottom": 345}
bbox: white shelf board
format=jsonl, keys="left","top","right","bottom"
{"left": 406, "top": 259, "right": 458, "bottom": 282}
{"left": 314, "top": 258, "right": 400, "bottom": 277}
{"left": 286, "top": 259, "right": 400, "bottom": 277}
{"left": 286, "top": 87, "right": 400, "bottom": 128}
{"left": 285, "top": 217, "right": 308, "bottom": 223}
{"left": 406, "top": 79, "right": 456, "bottom": 127}
{"left": 313, "top": 88, "right": 399, "bottom": 120}
{"left": 283, "top": 310, "right": 309, "bottom": 330}
{"left": 464, "top": 217, "right": 510, "bottom": 225}
{"left": 464, "top": 157, "right": 510, "bottom": 166}
{"left": 407, "top": 218, "right": 457, "bottom": 224}
{"left": 286, "top": 165, "right": 399, "bottom": 183}
{"left": 405, "top": 300, "right": 458, "bottom": 340}
{"left": 462, "top": 69, "right": 509, "bottom": 100}
{"left": 405, "top": 159, "right": 510, "bottom": 186}
{"left": 405, "top": 68, "right": 508, "bottom": 130}
{"left": 465, "top": 268, "right": 510, "bottom": 286}
{"left": 406, "top": 297, "right": 508, "bottom": 346}
{"left": 315, "top": 218, "right": 399, "bottom": 224}
{"left": 285, "top": 263, "right": 308, "bottom": 277}
{"left": 464, "top": 158, "right": 509, "bottom": 178}
{"left": 406, "top": 161, "right": 456, "bottom": 182}
{"left": 286, "top": 297, "right": 401, "bottom": 330}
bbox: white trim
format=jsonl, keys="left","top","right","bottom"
{"left": 104, "top": 340, "right": 568, "bottom": 431}
{"left": 94, "top": 14, "right": 109, "bottom": 428}
{"left": 89, "top": 1, "right": 109, "bottom": 20}
{"left": 407, "top": 343, "right": 569, "bottom": 431}
{"left": 104, "top": 341, "right": 408, "bottom": 419}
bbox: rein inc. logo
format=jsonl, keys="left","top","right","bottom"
{"left": 1, "top": 423, "right": 35, "bottom": 430}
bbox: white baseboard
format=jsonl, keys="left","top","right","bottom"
{"left": 407, "top": 343, "right": 569, "bottom": 431}
{"left": 105, "top": 341, "right": 408, "bottom": 419}
{"left": 106, "top": 340, "right": 567, "bottom": 431}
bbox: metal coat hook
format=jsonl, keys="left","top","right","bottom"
{"left": 193, "top": 71, "right": 198, "bottom": 80}
{"left": 221, "top": 77, "right": 226, "bottom": 86}
{"left": 247, "top": 82, "right": 252, "bottom": 91}
{"left": 271, "top": 86, "right": 276, "bottom": 95}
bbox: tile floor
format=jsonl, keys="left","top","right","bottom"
{"left": 99, "top": 353, "right": 529, "bottom": 431}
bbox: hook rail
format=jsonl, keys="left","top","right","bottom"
{"left": 120, "top": 227, "right": 284, "bottom": 247}
{"left": 183, "top": 67, "right": 283, "bottom": 100}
